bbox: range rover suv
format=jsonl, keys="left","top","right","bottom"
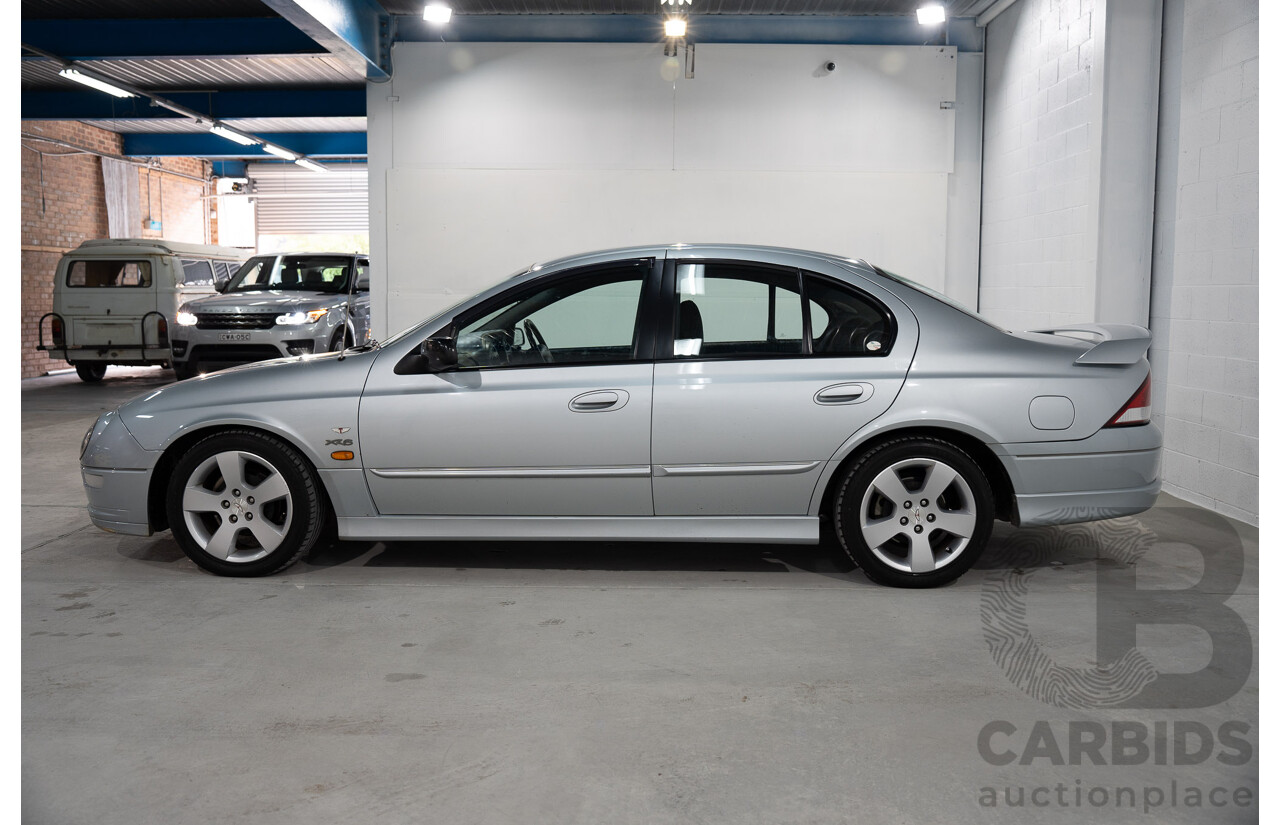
{"left": 171, "top": 253, "right": 371, "bottom": 379}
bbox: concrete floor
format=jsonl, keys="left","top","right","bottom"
{"left": 22, "top": 367, "right": 1258, "bottom": 824}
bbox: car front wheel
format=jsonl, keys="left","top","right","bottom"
{"left": 832, "top": 437, "right": 993, "bottom": 588}
{"left": 165, "top": 430, "right": 324, "bottom": 576}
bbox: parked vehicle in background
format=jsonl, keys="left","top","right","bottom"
{"left": 170, "top": 252, "right": 371, "bottom": 379}
{"left": 80, "top": 244, "right": 1161, "bottom": 587}
{"left": 38, "top": 239, "right": 247, "bottom": 382}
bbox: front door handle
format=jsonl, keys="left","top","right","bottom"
{"left": 815, "top": 383, "right": 872, "bottom": 405}
{"left": 569, "top": 389, "right": 629, "bottom": 413}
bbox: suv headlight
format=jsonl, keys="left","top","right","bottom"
{"left": 176, "top": 310, "right": 198, "bottom": 326}
{"left": 276, "top": 309, "right": 329, "bottom": 325}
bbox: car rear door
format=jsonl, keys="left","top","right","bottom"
{"left": 650, "top": 258, "right": 917, "bottom": 516}
{"left": 358, "top": 258, "right": 660, "bottom": 517}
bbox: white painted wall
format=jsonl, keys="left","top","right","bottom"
{"left": 369, "top": 42, "right": 977, "bottom": 335}
{"left": 1148, "top": 0, "right": 1258, "bottom": 524}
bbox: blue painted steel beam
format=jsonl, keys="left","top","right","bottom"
{"left": 261, "top": 0, "right": 391, "bottom": 79}
{"left": 211, "top": 161, "right": 248, "bottom": 178}
{"left": 394, "top": 14, "right": 983, "bottom": 53}
{"left": 21, "top": 18, "right": 325, "bottom": 60}
{"left": 122, "top": 132, "right": 367, "bottom": 158}
{"left": 22, "top": 90, "right": 366, "bottom": 121}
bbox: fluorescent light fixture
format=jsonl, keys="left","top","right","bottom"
{"left": 916, "top": 4, "right": 946, "bottom": 25}
{"left": 58, "top": 68, "right": 135, "bottom": 98}
{"left": 208, "top": 124, "right": 258, "bottom": 147}
{"left": 262, "top": 143, "right": 300, "bottom": 161}
{"left": 664, "top": 17, "right": 687, "bottom": 37}
{"left": 423, "top": 4, "right": 452, "bottom": 24}
{"left": 295, "top": 158, "right": 328, "bottom": 173}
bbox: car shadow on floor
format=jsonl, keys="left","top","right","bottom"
{"left": 303, "top": 535, "right": 866, "bottom": 583}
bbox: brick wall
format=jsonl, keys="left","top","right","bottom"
{"left": 20, "top": 122, "right": 213, "bottom": 378}
{"left": 979, "top": 0, "right": 1097, "bottom": 330}
{"left": 20, "top": 122, "right": 120, "bottom": 378}
{"left": 1148, "top": 0, "right": 1258, "bottom": 524}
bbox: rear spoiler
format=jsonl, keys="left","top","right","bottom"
{"left": 1029, "top": 324, "right": 1152, "bottom": 365}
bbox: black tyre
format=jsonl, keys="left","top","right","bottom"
{"left": 833, "top": 437, "right": 993, "bottom": 588}
{"left": 75, "top": 363, "right": 107, "bottom": 383}
{"left": 329, "top": 326, "right": 353, "bottom": 353}
{"left": 165, "top": 430, "right": 325, "bottom": 576}
{"left": 172, "top": 362, "right": 198, "bottom": 380}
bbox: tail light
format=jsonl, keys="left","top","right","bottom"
{"left": 157, "top": 316, "right": 169, "bottom": 345}
{"left": 51, "top": 316, "right": 65, "bottom": 348}
{"left": 1105, "top": 374, "right": 1151, "bottom": 427}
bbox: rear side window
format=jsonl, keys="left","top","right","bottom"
{"left": 67, "top": 260, "right": 151, "bottom": 288}
{"left": 674, "top": 263, "right": 804, "bottom": 358}
{"left": 805, "top": 275, "right": 895, "bottom": 356}
{"left": 178, "top": 259, "right": 216, "bottom": 287}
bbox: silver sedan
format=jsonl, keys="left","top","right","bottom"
{"left": 80, "top": 245, "right": 1162, "bottom": 587}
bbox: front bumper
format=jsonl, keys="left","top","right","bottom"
{"left": 994, "top": 424, "right": 1163, "bottom": 527}
{"left": 81, "top": 411, "right": 161, "bottom": 536}
{"left": 171, "top": 325, "right": 329, "bottom": 367}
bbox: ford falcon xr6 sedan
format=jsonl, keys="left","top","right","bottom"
{"left": 80, "top": 245, "right": 1161, "bottom": 587}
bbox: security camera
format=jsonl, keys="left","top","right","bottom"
{"left": 825, "top": 61, "right": 837, "bottom": 72}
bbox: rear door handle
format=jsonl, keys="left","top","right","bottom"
{"left": 569, "top": 389, "right": 629, "bottom": 413}
{"left": 815, "top": 383, "right": 872, "bottom": 405}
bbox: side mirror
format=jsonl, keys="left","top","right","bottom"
{"left": 355, "top": 277, "right": 370, "bottom": 292}
{"left": 214, "top": 279, "right": 229, "bottom": 293}
{"left": 420, "top": 331, "right": 458, "bottom": 372}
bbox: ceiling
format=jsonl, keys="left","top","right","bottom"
{"left": 21, "top": 0, "right": 998, "bottom": 166}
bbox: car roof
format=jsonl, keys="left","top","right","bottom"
{"left": 529, "top": 243, "right": 877, "bottom": 280}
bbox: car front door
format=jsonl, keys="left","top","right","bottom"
{"left": 650, "top": 259, "right": 916, "bottom": 516}
{"left": 359, "top": 259, "right": 658, "bottom": 516}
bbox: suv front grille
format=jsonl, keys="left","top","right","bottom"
{"left": 195, "top": 313, "right": 276, "bottom": 330}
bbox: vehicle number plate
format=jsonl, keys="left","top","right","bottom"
{"left": 218, "top": 333, "right": 251, "bottom": 342}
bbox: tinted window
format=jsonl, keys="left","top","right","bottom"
{"left": 225, "top": 255, "right": 352, "bottom": 293}
{"left": 67, "top": 260, "right": 151, "bottom": 288}
{"left": 455, "top": 266, "right": 645, "bottom": 369}
{"left": 179, "top": 259, "right": 215, "bottom": 287}
{"left": 806, "top": 275, "right": 894, "bottom": 356}
{"left": 673, "top": 263, "right": 803, "bottom": 358}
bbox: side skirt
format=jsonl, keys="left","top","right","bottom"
{"left": 338, "top": 516, "right": 820, "bottom": 543}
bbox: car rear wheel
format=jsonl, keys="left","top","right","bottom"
{"left": 75, "top": 363, "right": 106, "bottom": 383}
{"left": 165, "top": 430, "right": 324, "bottom": 576}
{"left": 832, "top": 437, "right": 993, "bottom": 588}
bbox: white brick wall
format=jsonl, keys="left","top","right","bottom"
{"left": 1149, "top": 0, "right": 1258, "bottom": 525}
{"left": 980, "top": 0, "right": 1098, "bottom": 330}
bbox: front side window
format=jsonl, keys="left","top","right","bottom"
{"left": 178, "top": 259, "right": 215, "bottom": 287}
{"left": 455, "top": 265, "right": 645, "bottom": 369}
{"left": 673, "top": 263, "right": 804, "bottom": 358}
{"left": 67, "top": 260, "right": 151, "bottom": 288}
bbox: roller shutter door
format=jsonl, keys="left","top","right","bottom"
{"left": 247, "top": 162, "right": 368, "bottom": 234}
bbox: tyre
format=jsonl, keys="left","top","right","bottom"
{"left": 165, "top": 430, "right": 325, "bottom": 576}
{"left": 329, "top": 326, "right": 353, "bottom": 353}
{"left": 75, "top": 363, "right": 107, "bottom": 383}
{"left": 172, "top": 361, "right": 198, "bottom": 380}
{"left": 832, "top": 437, "right": 993, "bottom": 588}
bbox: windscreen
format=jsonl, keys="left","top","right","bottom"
{"left": 225, "top": 255, "right": 353, "bottom": 293}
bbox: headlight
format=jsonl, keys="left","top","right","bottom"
{"left": 81, "top": 421, "right": 96, "bottom": 458}
{"left": 276, "top": 308, "right": 329, "bottom": 325}
{"left": 176, "top": 310, "right": 198, "bottom": 326}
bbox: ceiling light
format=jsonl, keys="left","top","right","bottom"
{"left": 295, "top": 158, "right": 328, "bottom": 173}
{"left": 58, "top": 68, "right": 135, "bottom": 98}
{"left": 423, "top": 4, "right": 452, "bottom": 24}
{"left": 664, "top": 17, "right": 688, "bottom": 38}
{"left": 262, "top": 144, "right": 300, "bottom": 161}
{"left": 660, "top": 0, "right": 693, "bottom": 5}
{"left": 208, "top": 124, "right": 258, "bottom": 146}
{"left": 916, "top": 4, "right": 946, "bottom": 25}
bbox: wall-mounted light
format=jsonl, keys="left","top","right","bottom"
{"left": 423, "top": 4, "right": 452, "bottom": 24}
{"left": 916, "top": 4, "right": 947, "bottom": 25}
{"left": 664, "top": 17, "right": 688, "bottom": 38}
{"left": 209, "top": 124, "right": 259, "bottom": 146}
{"left": 58, "top": 67, "right": 135, "bottom": 98}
